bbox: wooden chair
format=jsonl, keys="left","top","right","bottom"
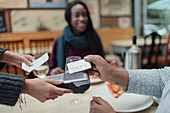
{"left": 142, "top": 32, "right": 164, "bottom": 69}
{"left": 156, "top": 33, "right": 170, "bottom": 66}
{"left": 0, "top": 38, "right": 25, "bottom": 53}
{"left": 0, "top": 38, "right": 26, "bottom": 76}
{"left": 29, "top": 37, "right": 54, "bottom": 56}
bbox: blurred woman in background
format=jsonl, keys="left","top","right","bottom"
{"left": 49, "top": 1, "right": 105, "bottom": 75}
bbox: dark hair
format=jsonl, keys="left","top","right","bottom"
{"left": 65, "top": 1, "right": 105, "bottom": 58}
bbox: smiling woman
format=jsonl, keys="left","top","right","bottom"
{"left": 49, "top": 1, "right": 105, "bottom": 75}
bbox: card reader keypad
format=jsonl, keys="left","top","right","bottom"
{"left": 64, "top": 73, "right": 85, "bottom": 81}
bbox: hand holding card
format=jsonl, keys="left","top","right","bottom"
{"left": 46, "top": 56, "right": 91, "bottom": 106}
{"left": 22, "top": 53, "right": 49, "bottom": 73}
{"left": 67, "top": 59, "right": 91, "bottom": 74}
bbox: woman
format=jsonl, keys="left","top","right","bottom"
{"left": 0, "top": 48, "right": 72, "bottom": 106}
{"left": 49, "top": 1, "right": 105, "bottom": 75}
{"left": 85, "top": 55, "right": 169, "bottom": 113}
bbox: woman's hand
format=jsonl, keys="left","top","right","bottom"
{"left": 51, "top": 67, "right": 64, "bottom": 75}
{"left": 90, "top": 96, "right": 116, "bottom": 113}
{"left": 85, "top": 55, "right": 114, "bottom": 82}
{"left": 109, "top": 59, "right": 123, "bottom": 68}
{"left": 0, "top": 51, "right": 34, "bottom": 67}
{"left": 22, "top": 78, "right": 72, "bottom": 102}
{"left": 84, "top": 55, "right": 129, "bottom": 89}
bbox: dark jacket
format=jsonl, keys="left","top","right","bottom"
{"left": 0, "top": 48, "right": 25, "bottom": 106}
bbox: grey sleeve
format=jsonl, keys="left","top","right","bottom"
{"left": 126, "top": 68, "right": 166, "bottom": 98}
{"left": 0, "top": 73, "right": 25, "bottom": 106}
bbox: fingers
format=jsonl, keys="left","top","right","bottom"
{"left": 58, "top": 68, "right": 64, "bottom": 73}
{"left": 26, "top": 55, "right": 34, "bottom": 62}
{"left": 110, "top": 59, "right": 123, "bottom": 68}
{"left": 46, "top": 93, "right": 63, "bottom": 100}
{"left": 54, "top": 87, "right": 73, "bottom": 95}
{"left": 87, "top": 70, "right": 100, "bottom": 76}
{"left": 44, "top": 79, "right": 73, "bottom": 94}
{"left": 92, "top": 96, "right": 107, "bottom": 105}
{"left": 90, "top": 99, "right": 99, "bottom": 106}
{"left": 90, "top": 97, "right": 105, "bottom": 108}
{"left": 46, "top": 87, "right": 72, "bottom": 101}
{"left": 90, "top": 97, "right": 116, "bottom": 113}
{"left": 23, "top": 59, "right": 33, "bottom": 67}
{"left": 90, "top": 99, "right": 101, "bottom": 113}
{"left": 51, "top": 67, "right": 64, "bottom": 75}
{"left": 84, "top": 55, "right": 102, "bottom": 76}
{"left": 22, "top": 55, "right": 34, "bottom": 66}
{"left": 39, "top": 95, "right": 60, "bottom": 103}
{"left": 56, "top": 69, "right": 64, "bottom": 74}
{"left": 84, "top": 55, "right": 103, "bottom": 66}
{"left": 44, "top": 78, "right": 63, "bottom": 85}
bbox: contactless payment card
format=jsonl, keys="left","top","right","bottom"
{"left": 22, "top": 53, "right": 49, "bottom": 73}
{"left": 67, "top": 59, "right": 91, "bottom": 74}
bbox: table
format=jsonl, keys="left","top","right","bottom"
{"left": 110, "top": 38, "right": 167, "bottom": 58}
{"left": 0, "top": 82, "right": 158, "bottom": 113}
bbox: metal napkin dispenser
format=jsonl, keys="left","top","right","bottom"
{"left": 124, "top": 35, "right": 141, "bottom": 69}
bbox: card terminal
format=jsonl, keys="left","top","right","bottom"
{"left": 46, "top": 71, "right": 90, "bottom": 93}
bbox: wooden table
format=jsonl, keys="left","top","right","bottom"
{"left": 0, "top": 82, "right": 158, "bottom": 113}
{"left": 110, "top": 38, "right": 167, "bottom": 58}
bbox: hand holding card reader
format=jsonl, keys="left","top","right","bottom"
{"left": 46, "top": 71, "right": 90, "bottom": 93}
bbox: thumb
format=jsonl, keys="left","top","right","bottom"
{"left": 84, "top": 55, "right": 102, "bottom": 66}
{"left": 24, "top": 55, "right": 34, "bottom": 66}
{"left": 23, "top": 60, "right": 33, "bottom": 67}
{"left": 44, "top": 79, "right": 63, "bottom": 85}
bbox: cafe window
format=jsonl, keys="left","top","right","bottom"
{"left": 145, "top": 0, "right": 170, "bottom": 35}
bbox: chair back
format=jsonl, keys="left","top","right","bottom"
{"left": 165, "top": 32, "right": 170, "bottom": 66}
{"left": 142, "top": 32, "right": 162, "bottom": 69}
{"left": 0, "top": 38, "right": 25, "bottom": 53}
{"left": 29, "top": 37, "right": 54, "bottom": 56}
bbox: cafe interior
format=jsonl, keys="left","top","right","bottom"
{"left": 0, "top": 0, "right": 170, "bottom": 113}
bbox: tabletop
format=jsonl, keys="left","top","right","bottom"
{"left": 0, "top": 82, "right": 158, "bottom": 113}
{"left": 109, "top": 38, "right": 167, "bottom": 57}
{"left": 110, "top": 38, "right": 167, "bottom": 48}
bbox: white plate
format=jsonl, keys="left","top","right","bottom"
{"left": 90, "top": 85, "right": 153, "bottom": 112}
{"left": 90, "top": 77, "right": 103, "bottom": 84}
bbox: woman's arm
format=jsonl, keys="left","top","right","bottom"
{"left": 0, "top": 50, "right": 33, "bottom": 68}
{"left": 0, "top": 73, "right": 73, "bottom": 106}
{"left": 85, "top": 55, "right": 165, "bottom": 97}
{"left": 22, "top": 78, "right": 72, "bottom": 102}
{"left": 85, "top": 55, "right": 129, "bottom": 89}
{"left": 0, "top": 73, "right": 25, "bottom": 106}
{"left": 127, "top": 68, "right": 164, "bottom": 97}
